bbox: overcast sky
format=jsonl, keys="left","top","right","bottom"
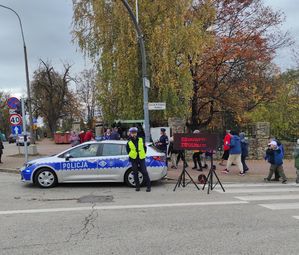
{"left": 0, "top": 0, "right": 299, "bottom": 97}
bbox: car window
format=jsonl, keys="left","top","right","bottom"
{"left": 102, "top": 144, "right": 125, "bottom": 156}
{"left": 67, "top": 144, "right": 100, "bottom": 158}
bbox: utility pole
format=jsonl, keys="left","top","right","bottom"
{"left": 0, "top": 4, "right": 35, "bottom": 144}
{"left": 121, "top": 0, "right": 151, "bottom": 142}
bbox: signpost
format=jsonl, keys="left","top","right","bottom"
{"left": 6, "top": 96, "right": 28, "bottom": 163}
{"left": 148, "top": 102, "right": 166, "bottom": 110}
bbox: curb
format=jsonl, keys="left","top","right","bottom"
{"left": 0, "top": 168, "right": 19, "bottom": 174}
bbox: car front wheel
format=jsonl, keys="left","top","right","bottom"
{"left": 124, "top": 169, "right": 144, "bottom": 187}
{"left": 34, "top": 168, "right": 57, "bottom": 188}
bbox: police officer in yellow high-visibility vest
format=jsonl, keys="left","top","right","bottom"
{"left": 126, "top": 127, "right": 151, "bottom": 192}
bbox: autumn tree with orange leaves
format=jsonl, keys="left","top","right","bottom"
{"left": 189, "top": 0, "right": 291, "bottom": 130}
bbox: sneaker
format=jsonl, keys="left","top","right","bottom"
{"left": 282, "top": 180, "right": 287, "bottom": 184}
{"left": 264, "top": 178, "right": 270, "bottom": 182}
{"left": 146, "top": 187, "right": 151, "bottom": 192}
{"left": 221, "top": 169, "right": 229, "bottom": 174}
{"left": 203, "top": 164, "right": 208, "bottom": 169}
{"left": 239, "top": 172, "right": 245, "bottom": 176}
{"left": 192, "top": 166, "right": 197, "bottom": 169}
{"left": 197, "top": 168, "right": 203, "bottom": 172}
{"left": 135, "top": 187, "right": 140, "bottom": 192}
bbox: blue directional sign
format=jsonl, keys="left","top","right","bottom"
{"left": 7, "top": 97, "right": 20, "bottom": 109}
{"left": 11, "top": 125, "right": 22, "bottom": 135}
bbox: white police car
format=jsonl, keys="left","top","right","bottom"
{"left": 20, "top": 140, "right": 167, "bottom": 188}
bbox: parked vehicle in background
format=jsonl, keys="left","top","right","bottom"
{"left": 16, "top": 135, "right": 31, "bottom": 146}
{"left": 8, "top": 134, "right": 16, "bottom": 144}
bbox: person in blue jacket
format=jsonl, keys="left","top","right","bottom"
{"left": 264, "top": 140, "right": 287, "bottom": 184}
{"left": 240, "top": 132, "right": 249, "bottom": 173}
{"left": 221, "top": 131, "right": 244, "bottom": 176}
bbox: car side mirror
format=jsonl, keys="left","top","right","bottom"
{"left": 65, "top": 153, "right": 73, "bottom": 161}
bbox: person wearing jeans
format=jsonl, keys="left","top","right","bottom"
{"left": 221, "top": 131, "right": 244, "bottom": 176}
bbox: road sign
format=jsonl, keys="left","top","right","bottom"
{"left": 9, "top": 109, "right": 17, "bottom": 115}
{"left": 144, "top": 78, "right": 150, "bottom": 88}
{"left": 11, "top": 125, "right": 22, "bottom": 135}
{"left": 7, "top": 97, "right": 20, "bottom": 109}
{"left": 148, "top": 102, "right": 166, "bottom": 110}
{"left": 9, "top": 114, "right": 22, "bottom": 126}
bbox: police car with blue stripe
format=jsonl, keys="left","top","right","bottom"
{"left": 20, "top": 140, "right": 167, "bottom": 188}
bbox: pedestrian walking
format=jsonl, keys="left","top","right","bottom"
{"left": 103, "top": 128, "right": 112, "bottom": 140}
{"left": 111, "top": 127, "right": 120, "bottom": 140}
{"left": 221, "top": 131, "right": 244, "bottom": 176}
{"left": 79, "top": 131, "right": 85, "bottom": 143}
{"left": 0, "top": 139, "right": 4, "bottom": 164}
{"left": 268, "top": 138, "right": 284, "bottom": 181}
{"left": 192, "top": 130, "right": 203, "bottom": 171}
{"left": 219, "top": 130, "right": 232, "bottom": 166}
{"left": 84, "top": 129, "right": 94, "bottom": 142}
{"left": 69, "top": 131, "right": 80, "bottom": 147}
{"left": 126, "top": 127, "right": 151, "bottom": 192}
{"left": 240, "top": 132, "right": 249, "bottom": 172}
{"left": 168, "top": 137, "right": 178, "bottom": 169}
{"left": 295, "top": 139, "right": 299, "bottom": 184}
{"left": 264, "top": 140, "right": 287, "bottom": 184}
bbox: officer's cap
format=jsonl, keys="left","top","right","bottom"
{"left": 161, "top": 128, "right": 166, "bottom": 132}
{"left": 129, "top": 127, "right": 138, "bottom": 133}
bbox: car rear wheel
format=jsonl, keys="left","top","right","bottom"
{"left": 124, "top": 169, "right": 144, "bottom": 187}
{"left": 34, "top": 168, "right": 57, "bottom": 188}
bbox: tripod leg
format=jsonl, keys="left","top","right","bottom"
{"left": 173, "top": 167, "right": 184, "bottom": 191}
{"left": 184, "top": 170, "right": 200, "bottom": 190}
{"left": 202, "top": 169, "right": 211, "bottom": 190}
{"left": 213, "top": 170, "right": 225, "bottom": 192}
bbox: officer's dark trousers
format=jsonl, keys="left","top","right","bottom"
{"left": 131, "top": 158, "right": 151, "bottom": 188}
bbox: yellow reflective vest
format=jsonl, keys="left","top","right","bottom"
{"left": 128, "top": 138, "right": 146, "bottom": 160}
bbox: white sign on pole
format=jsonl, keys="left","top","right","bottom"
{"left": 9, "top": 109, "right": 17, "bottom": 115}
{"left": 148, "top": 102, "right": 166, "bottom": 110}
{"left": 144, "top": 78, "right": 150, "bottom": 88}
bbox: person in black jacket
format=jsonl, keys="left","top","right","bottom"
{"left": 0, "top": 139, "right": 3, "bottom": 163}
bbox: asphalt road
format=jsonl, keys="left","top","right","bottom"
{"left": 1, "top": 172, "right": 299, "bottom": 255}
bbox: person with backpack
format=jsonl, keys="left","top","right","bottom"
{"left": 240, "top": 132, "right": 249, "bottom": 173}
{"left": 264, "top": 140, "right": 287, "bottom": 184}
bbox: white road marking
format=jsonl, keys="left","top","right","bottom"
{"left": 0, "top": 201, "right": 248, "bottom": 215}
{"left": 293, "top": 216, "right": 299, "bottom": 220}
{"left": 218, "top": 183, "right": 297, "bottom": 188}
{"left": 216, "top": 188, "right": 299, "bottom": 194}
{"left": 259, "top": 203, "right": 299, "bottom": 210}
{"left": 235, "top": 194, "right": 299, "bottom": 201}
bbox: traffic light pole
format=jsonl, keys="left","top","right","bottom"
{"left": 121, "top": 0, "right": 150, "bottom": 142}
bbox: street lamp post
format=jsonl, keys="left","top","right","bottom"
{"left": 120, "top": 0, "right": 150, "bottom": 142}
{"left": 0, "top": 4, "right": 35, "bottom": 145}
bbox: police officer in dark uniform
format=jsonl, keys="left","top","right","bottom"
{"left": 126, "top": 127, "right": 151, "bottom": 192}
{"left": 157, "top": 128, "right": 169, "bottom": 158}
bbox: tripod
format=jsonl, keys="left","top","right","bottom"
{"left": 173, "top": 150, "right": 200, "bottom": 191}
{"left": 202, "top": 152, "right": 225, "bottom": 194}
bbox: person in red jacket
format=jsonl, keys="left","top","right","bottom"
{"left": 219, "top": 130, "right": 232, "bottom": 166}
{"left": 84, "top": 129, "right": 94, "bottom": 142}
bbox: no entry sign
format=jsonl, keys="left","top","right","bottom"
{"left": 9, "top": 114, "right": 22, "bottom": 126}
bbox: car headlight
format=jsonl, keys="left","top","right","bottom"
{"left": 24, "top": 162, "right": 34, "bottom": 168}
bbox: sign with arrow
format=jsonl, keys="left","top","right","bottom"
{"left": 11, "top": 125, "right": 22, "bottom": 135}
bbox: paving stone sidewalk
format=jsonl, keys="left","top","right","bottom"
{"left": 0, "top": 138, "right": 296, "bottom": 183}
